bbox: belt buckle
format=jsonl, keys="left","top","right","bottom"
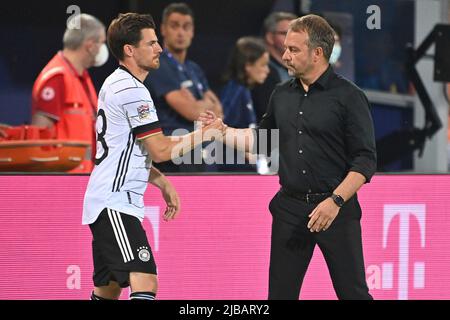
{"left": 306, "top": 193, "right": 310, "bottom": 203}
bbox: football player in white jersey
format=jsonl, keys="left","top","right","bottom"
{"left": 83, "top": 13, "right": 225, "bottom": 300}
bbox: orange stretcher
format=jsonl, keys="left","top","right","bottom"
{"left": 0, "top": 124, "right": 89, "bottom": 172}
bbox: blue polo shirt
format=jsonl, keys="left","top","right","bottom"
{"left": 216, "top": 79, "right": 257, "bottom": 172}
{"left": 220, "top": 79, "right": 257, "bottom": 128}
{"left": 144, "top": 50, "right": 210, "bottom": 134}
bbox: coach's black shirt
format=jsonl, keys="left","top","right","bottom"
{"left": 256, "top": 65, "right": 376, "bottom": 194}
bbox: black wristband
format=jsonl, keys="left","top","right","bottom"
{"left": 331, "top": 193, "right": 345, "bottom": 207}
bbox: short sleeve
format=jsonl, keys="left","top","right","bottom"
{"left": 111, "top": 80, "right": 162, "bottom": 140}
{"left": 125, "top": 98, "right": 162, "bottom": 140}
{"left": 32, "top": 74, "right": 65, "bottom": 120}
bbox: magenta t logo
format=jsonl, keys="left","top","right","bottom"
{"left": 383, "top": 204, "right": 426, "bottom": 299}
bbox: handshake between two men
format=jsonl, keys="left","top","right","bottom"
{"left": 196, "top": 110, "right": 256, "bottom": 158}
{"left": 145, "top": 110, "right": 267, "bottom": 170}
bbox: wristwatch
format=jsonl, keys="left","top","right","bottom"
{"left": 331, "top": 193, "right": 345, "bottom": 208}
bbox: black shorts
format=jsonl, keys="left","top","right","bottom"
{"left": 89, "top": 208, "right": 157, "bottom": 288}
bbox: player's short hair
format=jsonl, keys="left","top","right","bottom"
{"left": 107, "top": 13, "right": 156, "bottom": 61}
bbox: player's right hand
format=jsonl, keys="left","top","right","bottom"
{"left": 198, "top": 110, "right": 217, "bottom": 126}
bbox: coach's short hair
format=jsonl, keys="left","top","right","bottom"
{"left": 107, "top": 13, "right": 156, "bottom": 61}
{"left": 289, "top": 14, "right": 335, "bottom": 61}
{"left": 63, "top": 14, "right": 105, "bottom": 50}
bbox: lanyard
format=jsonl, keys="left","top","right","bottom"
{"left": 165, "top": 51, "right": 204, "bottom": 99}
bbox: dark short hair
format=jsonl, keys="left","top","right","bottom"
{"left": 224, "top": 37, "right": 267, "bottom": 86}
{"left": 289, "top": 14, "right": 335, "bottom": 61}
{"left": 162, "top": 3, "right": 194, "bottom": 24}
{"left": 107, "top": 13, "right": 156, "bottom": 61}
{"left": 263, "top": 11, "right": 297, "bottom": 34}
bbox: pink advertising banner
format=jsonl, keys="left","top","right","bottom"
{"left": 0, "top": 175, "right": 449, "bottom": 300}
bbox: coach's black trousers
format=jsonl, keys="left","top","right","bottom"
{"left": 268, "top": 190, "right": 372, "bottom": 300}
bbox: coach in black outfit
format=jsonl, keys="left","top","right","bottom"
{"left": 201, "top": 14, "right": 376, "bottom": 300}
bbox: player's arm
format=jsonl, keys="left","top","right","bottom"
{"left": 148, "top": 166, "right": 180, "bottom": 221}
{"left": 140, "top": 119, "right": 226, "bottom": 163}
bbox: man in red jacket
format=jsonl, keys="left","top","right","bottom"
{"left": 32, "top": 13, "right": 108, "bottom": 173}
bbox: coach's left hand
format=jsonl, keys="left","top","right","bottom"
{"left": 307, "top": 198, "right": 340, "bottom": 232}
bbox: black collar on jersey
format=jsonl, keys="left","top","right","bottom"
{"left": 118, "top": 65, "right": 144, "bottom": 84}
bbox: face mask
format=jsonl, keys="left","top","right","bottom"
{"left": 329, "top": 43, "right": 341, "bottom": 65}
{"left": 94, "top": 43, "right": 109, "bottom": 67}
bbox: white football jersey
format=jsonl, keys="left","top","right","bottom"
{"left": 83, "top": 66, "right": 162, "bottom": 225}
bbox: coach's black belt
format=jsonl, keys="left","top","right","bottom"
{"left": 281, "top": 188, "right": 331, "bottom": 204}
